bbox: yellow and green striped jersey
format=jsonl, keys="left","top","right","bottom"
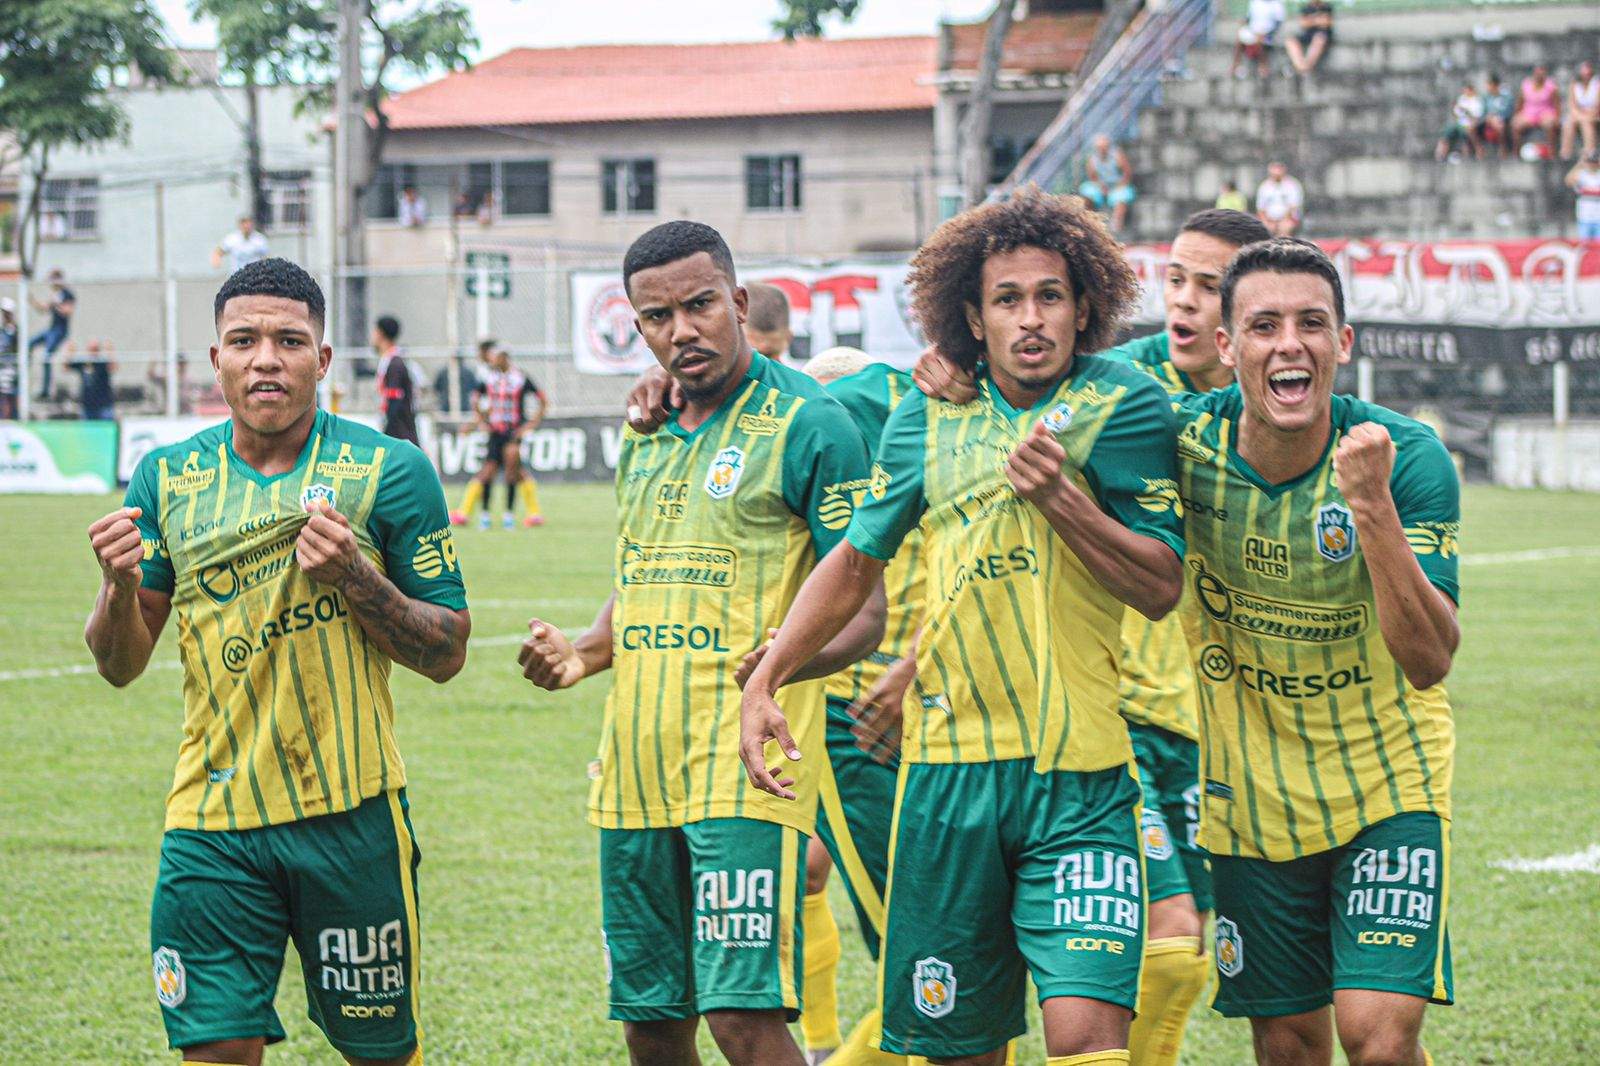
{"left": 1102, "top": 331, "right": 1202, "bottom": 741}
{"left": 1176, "top": 386, "right": 1460, "bottom": 861}
{"left": 846, "top": 356, "right": 1184, "bottom": 771}
{"left": 594, "top": 352, "right": 870, "bottom": 835}
{"left": 820, "top": 363, "right": 923, "bottom": 706}
{"left": 125, "top": 410, "right": 467, "bottom": 832}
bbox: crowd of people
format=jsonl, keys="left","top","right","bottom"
{"left": 1436, "top": 62, "right": 1599, "bottom": 163}
{"left": 1231, "top": 0, "right": 1335, "bottom": 79}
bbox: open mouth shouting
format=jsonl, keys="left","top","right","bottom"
{"left": 1267, "top": 367, "right": 1313, "bottom": 405}
{"left": 1168, "top": 320, "right": 1200, "bottom": 349}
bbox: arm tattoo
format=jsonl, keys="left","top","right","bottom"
{"left": 339, "top": 557, "right": 464, "bottom": 674}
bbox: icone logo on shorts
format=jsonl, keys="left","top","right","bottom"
{"left": 152, "top": 946, "right": 186, "bottom": 1008}
{"left": 913, "top": 956, "right": 957, "bottom": 1018}
{"left": 1215, "top": 917, "right": 1244, "bottom": 977}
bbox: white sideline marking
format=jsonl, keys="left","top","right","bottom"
{"left": 1463, "top": 546, "right": 1600, "bottom": 566}
{"left": 1492, "top": 845, "right": 1600, "bottom": 875}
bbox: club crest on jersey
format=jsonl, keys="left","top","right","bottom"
{"left": 704, "top": 447, "right": 746, "bottom": 500}
{"left": 913, "top": 957, "right": 957, "bottom": 1018}
{"left": 152, "top": 946, "right": 187, "bottom": 1008}
{"left": 301, "top": 482, "right": 337, "bottom": 511}
{"left": 1215, "top": 918, "right": 1245, "bottom": 977}
{"left": 1141, "top": 809, "right": 1175, "bottom": 861}
{"left": 1315, "top": 503, "right": 1356, "bottom": 562}
{"left": 1041, "top": 402, "right": 1072, "bottom": 433}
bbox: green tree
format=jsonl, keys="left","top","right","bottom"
{"left": 775, "top": 0, "right": 1015, "bottom": 208}
{"left": 0, "top": 0, "right": 176, "bottom": 276}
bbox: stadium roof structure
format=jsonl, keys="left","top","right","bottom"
{"left": 382, "top": 36, "right": 941, "bottom": 130}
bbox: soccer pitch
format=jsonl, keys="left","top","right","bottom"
{"left": 1, "top": 485, "right": 1596, "bottom": 1064}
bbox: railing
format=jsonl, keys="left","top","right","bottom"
{"left": 1000, "top": 0, "right": 1216, "bottom": 197}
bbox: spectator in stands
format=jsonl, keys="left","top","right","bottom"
{"left": 1255, "top": 161, "right": 1305, "bottom": 236}
{"left": 1437, "top": 83, "right": 1485, "bottom": 162}
{"left": 398, "top": 185, "right": 429, "bottom": 227}
{"left": 1480, "top": 74, "right": 1516, "bottom": 158}
{"left": 1215, "top": 179, "right": 1250, "bottom": 213}
{"left": 1561, "top": 61, "right": 1599, "bottom": 160}
{"left": 745, "top": 283, "right": 797, "bottom": 365}
{"left": 1513, "top": 65, "right": 1562, "bottom": 159}
{"left": 1568, "top": 152, "right": 1600, "bottom": 242}
{"left": 476, "top": 190, "right": 497, "bottom": 227}
{"left": 1285, "top": 0, "right": 1335, "bottom": 76}
{"left": 373, "top": 314, "right": 419, "bottom": 445}
{"left": 28, "top": 267, "right": 74, "bottom": 400}
{"left": 70, "top": 339, "right": 116, "bottom": 421}
{"left": 146, "top": 351, "right": 193, "bottom": 414}
{"left": 1231, "top": 0, "right": 1285, "bottom": 78}
{"left": 211, "top": 216, "right": 270, "bottom": 274}
{"left": 0, "top": 298, "right": 18, "bottom": 419}
{"left": 1079, "top": 133, "right": 1137, "bottom": 233}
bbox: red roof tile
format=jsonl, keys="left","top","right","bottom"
{"left": 384, "top": 36, "right": 939, "bottom": 130}
{"left": 945, "top": 13, "right": 1101, "bottom": 75}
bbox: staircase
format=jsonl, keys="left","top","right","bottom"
{"left": 1123, "top": 17, "right": 1600, "bottom": 241}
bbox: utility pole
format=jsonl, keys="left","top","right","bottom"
{"left": 333, "top": 0, "right": 371, "bottom": 358}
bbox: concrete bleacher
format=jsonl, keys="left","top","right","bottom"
{"left": 1122, "top": 3, "right": 1600, "bottom": 241}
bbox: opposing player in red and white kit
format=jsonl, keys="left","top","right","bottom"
{"left": 450, "top": 347, "right": 547, "bottom": 529}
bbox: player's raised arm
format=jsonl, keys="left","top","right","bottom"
{"left": 84, "top": 506, "right": 171, "bottom": 686}
{"left": 1334, "top": 421, "right": 1461, "bottom": 689}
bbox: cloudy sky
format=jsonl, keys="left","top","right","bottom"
{"left": 154, "top": 0, "right": 998, "bottom": 58}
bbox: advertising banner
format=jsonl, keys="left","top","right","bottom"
{"left": 571, "top": 261, "right": 921, "bottom": 374}
{"left": 0, "top": 421, "right": 119, "bottom": 494}
{"left": 427, "top": 415, "right": 624, "bottom": 483}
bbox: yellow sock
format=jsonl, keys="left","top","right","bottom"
{"left": 1048, "top": 1053, "right": 1130, "bottom": 1065}
{"left": 1128, "top": 936, "right": 1209, "bottom": 1066}
{"left": 799, "top": 890, "right": 843, "bottom": 1051}
{"left": 1422, "top": 1051, "right": 1433, "bottom": 1066}
{"left": 457, "top": 479, "right": 483, "bottom": 517}
{"left": 519, "top": 476, "right": 541, "bottom": 518}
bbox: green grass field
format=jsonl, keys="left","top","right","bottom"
{"left": 1, "top": 485, "right": 1596, "bottom": 1064}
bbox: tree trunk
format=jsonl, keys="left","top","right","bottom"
{"left": 17, "top": 145, "right": 49, "bottom": 279}
{"left": 959, "top": 0, "right": 1016, "bottom": 208}
{"left": 244, "top": 73, "right": 269, "bottom": 231}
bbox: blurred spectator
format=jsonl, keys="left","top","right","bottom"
{"left": 1255, "top": 161, "right": 1305, "bottom": 236}
{"left": 28, "top": 267, "right": 74, "bottom": 400}
{"left": 1561, "top": 61, "right": 1599, "bottom": 160}
{"left": 434, "top": 353, "right": 481, "bottom": 415}
{"left": 1436, "top": 83, "right": 1485, "bottom": 161}
{"left": 1568, "top": 152, "right": 1600, "bottom": 242}
{"left": 1078, "top": 133, "right": 1137, "bottom": 233}
{"left": 0, "top": 297, "right": 17, "bottom": 419}
{"left": 146, "top": 351, "right": 194, "bottom": 415}
{"left": 1285, "top": 0, "right": 1335, "bottom": 76}
{"left": 398, "top": 185, "right": 429, "bottom": 228}
{"left": 372, "top": 315, "right": 419, "bottom": 445}
{"left": 212, "top": 216, "right": 270, "bottom": 274}
{"left": 1215, "top": 180, "right": 1250, "bottom": 213}
{"left": 745, "top": 283, "right": 796, "bottom": 364}
{"left": 1480, "top": 74, "right": 1516, "bottom": 158}
{"left": 1231, "top": 0, "right": 1285, "bottom": 79}
{"left": 1513, "top": 66, "right": 1561, "bottom": 159}
{"left": 476, "top": 191, "right": 498, "bottom": 227}
{"left": 70, "top": 340, "right": 116, "bottom": 421}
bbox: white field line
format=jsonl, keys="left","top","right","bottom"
{"left": 1492, "top": 845, "right": 1600, "bottom": 874}
{"left": 4, "top": 545, "right": 1595, "bottom": 684}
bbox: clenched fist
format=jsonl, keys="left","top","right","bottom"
{"left": 87, "top": 507, "right": 147, "bottom": 590}
{"left": 1006, "top": 421, "right": 1068, "bottom": 506}
{"left": 1332, "top": 421, "right": 1395, "bottom": 508}
{"left": 295, "top": 504, "right": 363, "bottom": 586}
{"left": 519, "top": 619, "right": 586, "bottom": 690}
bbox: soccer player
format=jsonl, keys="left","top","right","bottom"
{"left": 1186, "top": 238, "right": 1460, "bottom": 1066}
{"left": 740, "top": 188, "right": 1186, "bottom": 1066}
{"left": 516, "top": 221, "right": 884, "bottom": 1066}
{"left": 747, "top": 281, "right": 798, "bottom": 366}
{"left": 449, "top": 347, "right": 546, "bottom": 529}
{"left": 372, "top": 314, "right": 418, "bottom": 445}
{"left": 83, "top": 258, "right": 471, "bottom": 1066}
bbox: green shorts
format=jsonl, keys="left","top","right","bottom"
{"left": 1128, "top": 723, "right": 1212, "bottom": 913}
{"left": 814, "top": 696, "right": 898, "bottom": 959}
{"left": 878, "top": 760, "right": 1146, "bottom": 1059}
{"left": 599, "top": 817, "right": 805, "bottom": 1021}
{"left": 1210, "top": 811, "right": 1454, "bottom": 1018}
{"left": 149, "top": 790, "right": 422, "bottom": 1059}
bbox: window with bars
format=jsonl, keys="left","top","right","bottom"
{"left": 745, "top": 154, "right": 802, "bottom": 212}
{"left": 266, "top": 170, "right": 311, "bottom": 229}
{"left": 39, "top": 178, "right": 99, "bottom": 240}
{"left": 601, "top": 158, "right": 656, "bottom": 215}
{"left": 366, "top": 160, "right": 552, "bottom": 220}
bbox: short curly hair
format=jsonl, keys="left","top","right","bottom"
{"left": 908, "top": 186, "right": 1138, "bottom": 372}
{"left": 214, "top": 257, "right": 325, "bottom": 333}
